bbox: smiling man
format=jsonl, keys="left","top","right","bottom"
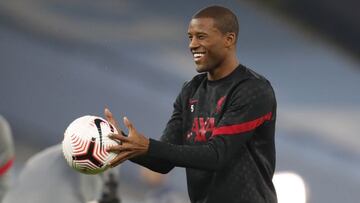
{"left": 106, "top": 5, "right": 277, "bottom": 203}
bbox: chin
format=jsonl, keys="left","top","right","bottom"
{"left": 195, "top": 64, "right": 210, "bottom": 73}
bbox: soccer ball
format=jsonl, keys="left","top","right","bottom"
{"left": 62, "top": 115, "right": 119, "bottom": 174}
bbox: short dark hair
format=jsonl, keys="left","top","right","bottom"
{"left": 193, "top": 5, "right": 239, "bottom": 42}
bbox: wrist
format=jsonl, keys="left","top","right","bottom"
{"left": 144, "top": 137, "right": 150, "bottom": 154}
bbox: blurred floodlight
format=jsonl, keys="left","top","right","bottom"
{"left": 273, "top": 172, "right": 307, "bottom": 203}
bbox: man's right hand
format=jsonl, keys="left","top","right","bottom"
{"left": 104, "top": 108, "right": 150, "bottom": 168}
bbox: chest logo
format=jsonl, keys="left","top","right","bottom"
{"left": 188, "top": 117, "right": 215, "bottom": 142}
{"left": 189, "top": 99, "right": 198, "bottom": 113}
{"left": 216, "top": 96, "right": 226, "bottom": 113}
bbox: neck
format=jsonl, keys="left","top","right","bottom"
{"left": 207, "top": 54, "right": 239, "bottom": 81}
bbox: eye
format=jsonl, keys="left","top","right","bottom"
{"left": 198, "top": 35, "right": 206, "bottom": 40}
{"left": 188, "top": 35, "right": 193, "bottom": 41}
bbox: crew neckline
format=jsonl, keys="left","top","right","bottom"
{"left": 206, "top": 64, "right": 244, "bottom": 85}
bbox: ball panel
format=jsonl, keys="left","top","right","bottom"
{"left": 62, "top": 115, "right": 119, "bottom": 175}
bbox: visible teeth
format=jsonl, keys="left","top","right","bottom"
{"left": 194, "top": 53, "right": 205, "bottom": 58}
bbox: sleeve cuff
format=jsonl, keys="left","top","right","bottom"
{"left": 147, "top": 138, "right": 167, "bottom": 159}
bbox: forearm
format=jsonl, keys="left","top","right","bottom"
{"left": 130, "top": 155, "right": 175, "bottom": 174}
{"left": 146, "top": 138, "right": 224, "bottom": 171}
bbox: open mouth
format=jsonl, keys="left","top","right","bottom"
{"left": 193, "top": 52, "right": 206, "bottom": 62}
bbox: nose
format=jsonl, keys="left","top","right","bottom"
{"left": 189, "top": 37, "right": 199, "bottom": 50}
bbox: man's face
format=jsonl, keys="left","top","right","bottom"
{"left": 188, "top": 18, "right": 227, "bottom": 73}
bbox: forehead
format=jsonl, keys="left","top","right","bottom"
{"left": 187, "top": 18, "right": 219, "bottom": 34}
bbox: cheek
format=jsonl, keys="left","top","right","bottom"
{"left": 207, "top": 44, "right": 226, "bottom": 61}
{"left": 204, "top": 38, "right": 226, "bottom": 54}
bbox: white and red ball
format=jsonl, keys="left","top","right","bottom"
{"left": 62, "top": 115, "right": 119, "bottom": 174}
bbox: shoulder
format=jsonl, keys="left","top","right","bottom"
{"left": 179, "top": 73, "right": 206, "bottom": 96}
{"left": 182, "top": 73, "right": 206, "bottom": 89}
{"left": 242, "top": 65, "right": 271, "bottom": 85}
{"left": 230, "top": 66, "right": 276, "bottom": 103}
{"left": 240, "top": 66, "right": 274, "bottom": 92}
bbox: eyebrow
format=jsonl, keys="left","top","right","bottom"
{"left": 187, "top": 31, "right": 208, "bottom": 35}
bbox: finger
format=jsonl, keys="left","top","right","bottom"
{"left": 108, "top": 133, "right": 128, "bottom": 142}
{"left": 104, "top": 107, "right": 113, "bottom": 120}
{"left": 109, "top": 151, "right": 134, "bottom": 167}
{"left": 123, "top": 117, "right": 135, "bottom": 133}
{"left": 107, "top": 144, "right": 128, "bottom": 153}
{"left": 104, "top": 108, "right": 118, "bottom": 127}
{"left": 104, "top": 108, "right": 124, "bottom": 134}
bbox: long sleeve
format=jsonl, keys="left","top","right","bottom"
{"left": 145, "top": 79, "right": 276, "bottom": 171}
{"left": 130, "top": 66, "right": 278, "bottom": 202}
{"left": 130, "top": 89, "right": 185, "bottom": 173}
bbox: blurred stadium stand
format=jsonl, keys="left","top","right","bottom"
{"left": 0, "top": 0, "right": 359, "bottom": 202}
{"left": 255, "top": 0, "right": 360, "bottom": 61}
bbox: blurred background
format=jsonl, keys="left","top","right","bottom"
{"left": 0, "top": 0, "right": 359, "bottom": 202}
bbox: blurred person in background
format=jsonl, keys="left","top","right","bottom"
{"left": 2, "top": 144, "right": 120, "bottom": 203}
{"left": 139, "top": 166, "right": 188, "bottom": 203}
{"left": 105, "top": 5, "right": 277, "bottom": 203}
{"left": 0, "top": 115, "right": 15, "bottom": 201}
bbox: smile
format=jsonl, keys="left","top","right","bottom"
{"left": 193, "top": 52, "right": 206, "bottom": 62}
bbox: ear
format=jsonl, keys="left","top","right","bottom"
{"left": 224, "top": 32, "right": 236, "bottom": 47}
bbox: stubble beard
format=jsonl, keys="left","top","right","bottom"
{"left": 195, "top": 59, "right": 221, "bottom": 74}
